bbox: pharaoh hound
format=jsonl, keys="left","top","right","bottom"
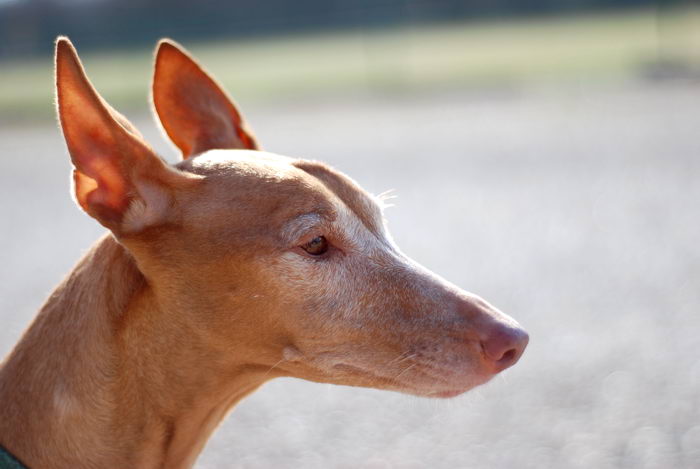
{"left": 0, "top": 37, "right": 528, "bottom": 468}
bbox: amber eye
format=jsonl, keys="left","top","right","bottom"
{"left": 301, "top": 236, "right": 329, "bottom": 256}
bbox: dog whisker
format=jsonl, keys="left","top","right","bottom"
{"left": 262, "top": 358, "right": 286, "bottom": 378}
{"left": 394, "top": 363, "right": 417, "bottom": 381}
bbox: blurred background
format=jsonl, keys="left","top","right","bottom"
{"left": 1, "top": 0, "right": 699, "bottom": 468}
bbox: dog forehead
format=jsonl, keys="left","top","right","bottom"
{"left": 175, "top": 149, "right": 385, "bottom": 238}
{"left": 177, "top": 149, "right": 300, "bottom": 179}
{"left": 177, "top": 149, "right": 328, "bottom": 203}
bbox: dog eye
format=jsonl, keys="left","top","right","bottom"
{"left": 301, "top": 236, "right": 328, "bottom": 256}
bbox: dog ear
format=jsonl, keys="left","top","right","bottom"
{"left": 152, "top": 39, "right": 259, "bottom": 158}
{"left": 55, "top": 37, "right": 193, "bottom": 233}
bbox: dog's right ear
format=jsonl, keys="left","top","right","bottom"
{"left": 152, "top": 39, "right": 259, "bottom": 159}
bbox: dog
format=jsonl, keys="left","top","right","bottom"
{"left": 0, "top": 37, "right": 528, "bottom": 468}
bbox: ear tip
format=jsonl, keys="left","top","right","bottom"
{"left": 157, "top": 38, "right": 177, "bottom": 47}
{"left": 55, "top": 36, "right": 79, "bottom": 63}
{"left": 156, "top": 38, "right": 186, "bottom": 58}
{"left": 55, "top": 36, "right": 72, "bottom": 51}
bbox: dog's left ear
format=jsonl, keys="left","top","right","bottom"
{"left": 152, "top": 39, "right": 259, "bottom": 159}
{"left": 56, "top": 37, "right": 195, "bottom": 234}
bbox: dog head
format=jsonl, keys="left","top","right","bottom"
{"left": 55, "top": 37, "right": 528, "bottom": 399}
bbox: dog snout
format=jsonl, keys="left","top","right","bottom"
{"left": 480, "top": 325, "right": 529, "bottom": 372}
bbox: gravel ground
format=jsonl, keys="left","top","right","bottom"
{"left": 1, "top": 81, "right": 699, "bottom": 468}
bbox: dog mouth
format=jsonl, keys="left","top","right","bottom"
{"left": 331, "top": 360, "right": 492, "bottom": 399}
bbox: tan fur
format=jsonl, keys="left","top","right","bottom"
{"left": 0, "top": 38, "right": 528, "bottom": 469}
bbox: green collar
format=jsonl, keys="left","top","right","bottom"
{"left": 0, "top": 446, "right": 27, "bottom": 469}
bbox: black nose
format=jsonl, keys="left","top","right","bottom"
{"left": 480, "top": 325, "right": 529, "bottom": 372}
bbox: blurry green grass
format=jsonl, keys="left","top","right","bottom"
{"left": 1, "top": 7, "right": 699, "bottom": 122}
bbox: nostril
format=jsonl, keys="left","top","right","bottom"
{"left": 498, "top": 348, "right": 517, "bottom": 364}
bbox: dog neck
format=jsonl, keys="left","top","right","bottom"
{"left": 0, "top": 234, "right": 265, "bottom": 469}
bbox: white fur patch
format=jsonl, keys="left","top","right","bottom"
{"left": 122, "top": 180, "right": 170, "bottom": 232}
{"left": 52, "top": 385, "right": 78, "bottom": 421}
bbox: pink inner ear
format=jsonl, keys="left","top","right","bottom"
{"left": 162, "top": 70, "right": 248, "bottom": 155}
{"left": 74, "top": 169, "right": 130, "bottom": 226}
{"left": 66, "top": 123, "right": 130, "bottom": 215}
{"left": 73, "top": 159, "right": 128, "bottom": 215}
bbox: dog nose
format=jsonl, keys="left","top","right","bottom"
{"left": 480, "top": 325, "right": 529, "bottom": 373}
